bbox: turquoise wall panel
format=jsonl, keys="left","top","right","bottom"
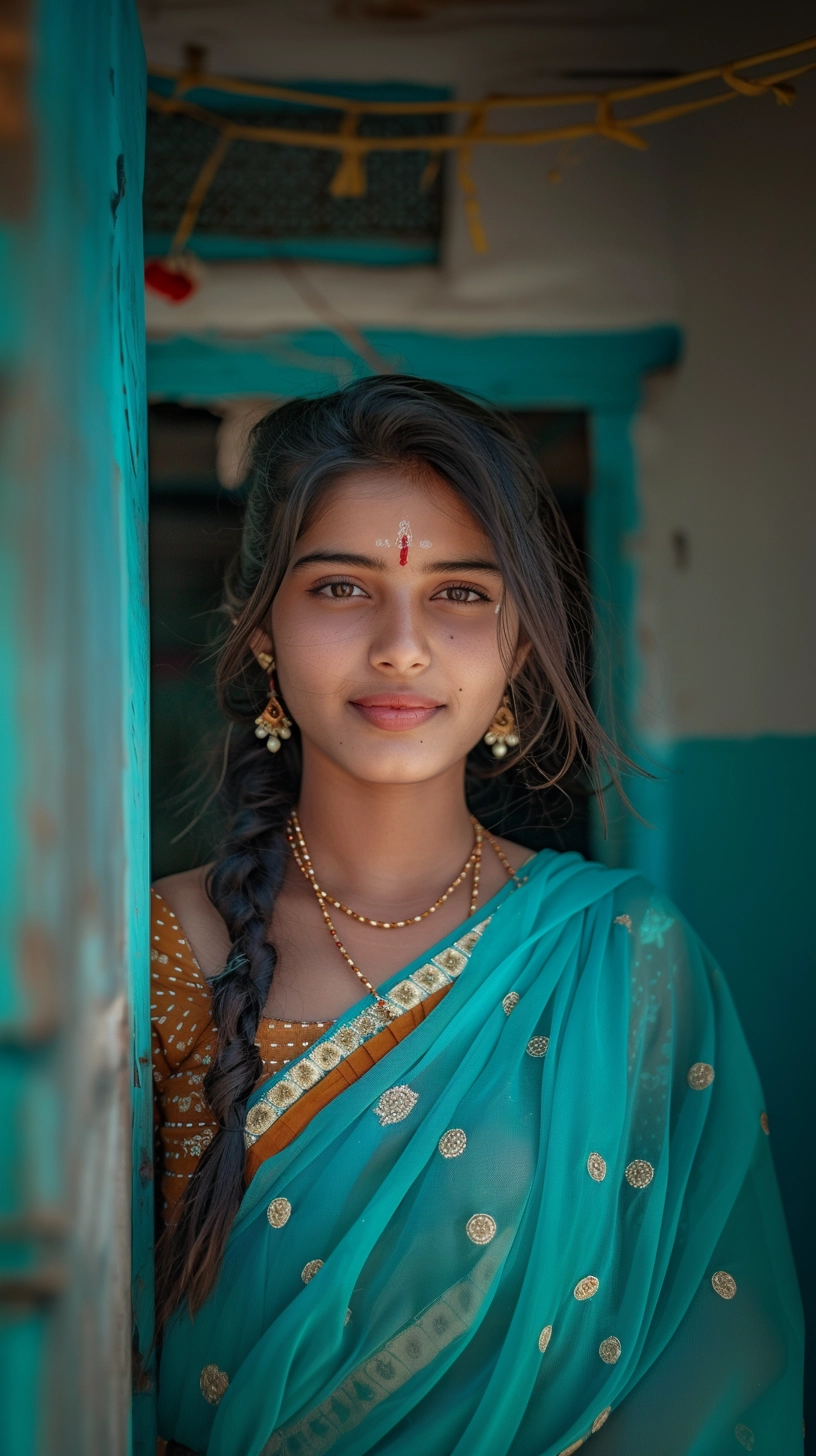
{"left": 637, "top": 733, "right": 816, "bottom": 1383}
{"left": 0, "top": 0, "right": 150, "bottom": 1451}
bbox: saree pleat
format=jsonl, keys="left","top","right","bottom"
{"left": 157, "top": 851, "right": 803, "bottom": 1456}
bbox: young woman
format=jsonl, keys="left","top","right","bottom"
{"left": 151, "top": 378, "right": 802, "bottom": 1456}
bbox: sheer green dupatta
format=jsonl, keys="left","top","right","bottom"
{"left": 158, "top": 851, "right": 803, "bottom": 1456}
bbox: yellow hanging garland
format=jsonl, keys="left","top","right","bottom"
{"left": 146, "top": 34, "right": 815, "bottom": 259}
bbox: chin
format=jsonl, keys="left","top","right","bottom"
{"left": 331, "top": 739, "right": 456, "bottom": 785}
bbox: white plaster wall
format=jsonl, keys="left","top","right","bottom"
{"left": 634, "top": 83, "right": 816, "bottom": 741}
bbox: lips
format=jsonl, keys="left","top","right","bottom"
{"left": 350, "top": 693, "right": 444, "bottom": 732}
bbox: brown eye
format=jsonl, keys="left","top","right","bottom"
{"left": 330, "top": 582, "right": 355, "bottom": 598}
{"left": 432, "top": 584, "right": 488, "bottom": 604}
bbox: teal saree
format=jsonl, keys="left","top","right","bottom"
{"left": 158, "top": 850, "right": 803, "bottom": 1455}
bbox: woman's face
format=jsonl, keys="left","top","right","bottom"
{"left": 266, "top": 469, "right": 520, "bottom": 787}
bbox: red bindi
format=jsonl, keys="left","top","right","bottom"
{"left": 396, "top": 518, "right": 412, "bottom": 566}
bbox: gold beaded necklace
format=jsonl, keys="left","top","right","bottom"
{"left": 288, "top": 808, "right": 485, "bottom": 927}
{"left": 285, "top": 810, "right": 515, "bottom": 1010}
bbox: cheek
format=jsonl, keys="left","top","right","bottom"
{"left": 272, "top": 599, "right": 361, "bottom": 700}
{"left": 437, "top": 626, "right": 508, "bottom": 710}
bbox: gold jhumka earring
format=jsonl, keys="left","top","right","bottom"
{"left": 254, "top": 654, "right": 292, "bottom": 754}
{"left": 484, "top": 694, "right": 520, "bottom": 759}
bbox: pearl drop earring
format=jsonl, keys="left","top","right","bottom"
{"left": 484, "top": 695, "right": 520, "bottom": 760}
{"left": 253, "top": 656, "right": 292, "bottom": 754}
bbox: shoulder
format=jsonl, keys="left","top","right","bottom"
{"left": 488, "top": 834, "right": 536, "bottom": 873}
{"left": 151, "top": 867, "right": 231, "bottom": 978}
{"left": 518, "top": 854, "right": 709, "bottom": 977}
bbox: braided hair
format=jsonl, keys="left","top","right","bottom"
{"left": 155, "top": 376, "right": 631, "bottom": 1327}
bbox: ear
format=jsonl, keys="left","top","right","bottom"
{"left": 248, "top": 627, "right": 274, "bottom": 668}
{"left": 509, "top": 636, "right": 532, "bottom": 679}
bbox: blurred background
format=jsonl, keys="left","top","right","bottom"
{"left": 0, "top": 0, "right": 813, "bottom": 1451}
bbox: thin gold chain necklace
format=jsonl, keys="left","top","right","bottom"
{"left": 288, "top": 808, "right": 484, "bottom": 927}
{"left": 285, "top": 811, "right": 515, "bottom": 1010}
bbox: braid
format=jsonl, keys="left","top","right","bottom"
{"left": 155, "top": 727, "right": 299, "bottom": 1329}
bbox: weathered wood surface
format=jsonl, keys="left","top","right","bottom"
{"left": 0, "top": 1, "right": 151, "bottom": 1452}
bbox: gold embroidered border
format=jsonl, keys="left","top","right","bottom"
{"left": 260, "top": 1244, "right": 505, "bottom": 1456}
{"left": 244, "top": 920, "right": 491, "bottom": 1148}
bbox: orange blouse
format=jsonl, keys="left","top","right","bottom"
{"left": 150, "top": 889, "right": 332, "bottom": 1223}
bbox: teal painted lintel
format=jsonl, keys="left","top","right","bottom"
{"left": 146, "top": 325, "right": 681, "bottom": 412}
{"left": 144, "top": 234, "right": 440, "bottom": 267}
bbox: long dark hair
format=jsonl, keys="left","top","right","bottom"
{"left": 156, "top": 375, "right": 629, "bottom": 1328}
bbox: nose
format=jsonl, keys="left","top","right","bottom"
{"left": 368, "top": 593, "right": 431, "bottom": 677}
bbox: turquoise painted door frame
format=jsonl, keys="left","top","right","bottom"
{"left": 0, "top": 2, "right": 151, "bottom": 1453}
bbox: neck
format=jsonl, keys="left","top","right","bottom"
{"left": 294, "top": 744, "right": 475, "bottom": 914}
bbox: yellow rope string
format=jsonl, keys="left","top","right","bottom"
{"left": 456, "top": 105, "right": 489, "bottom": 253}
{"left": 145, "top": 35, "right": 816, "bottom": 261}
{"left": 147, "top": 33, "right": 816, "bottom": 114}
{"left": 328, "top": 108, "right": 367, "bottom": 197}
{"left": 169, "top": 129, "right": 232, "bottom": 255}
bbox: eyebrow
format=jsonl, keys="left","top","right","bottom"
{"left": 423, "top": 558, "right": 501, "bottom": 574}
{"left": 292, "top": 550, "right": 502, "bottom": 576}
{"left": 291, "top": 550, "right": 386, "bottom": 571}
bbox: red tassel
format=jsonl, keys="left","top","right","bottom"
{"left": 144, "top": 258, "right": 198, "bottom": 303}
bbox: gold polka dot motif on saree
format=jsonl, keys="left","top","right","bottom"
{"left": 466, "top": 1214, "right": 497, "bottom": 1245}
{"left": 735, "top": 1423, "right": 755, "bottom": 1450}
{"left": 573, "top": 1275, "right": 600, "bottom": 1301}
{"left": 526, "top": 1035, "right": 549, "bottom": 1057}
{"left": 266, "top": 1197, "right": 291, "bottom": 1228}
{"left": 502, "top": 991, "right": 519, "bottom": 1014}
{"left": 301, "top": 1259, "right": 324, "bottom": 1283}
{"left": 760, "top": 1111, "right": 770, "bottom": 1135}
{"left": 711, "top": 1270, "right": 737, "bottom": 1299}
{"left": 199, "top": 1364, "right": 229, "bottom": 1405}
{"left": 537, "top": 1324, "right": 553, "bottom": 1353}
{"left": 599, "top": 1336, "right": 621, "bottom": 1363}
{"left": 591, "top": 1408, "right": 611, "bottom": 1434}
{"left": 558, "top": 1440, "right": 584, "bottom": 1455}
{"left": 586, "top": 1152, "right": 606, "bottom": 1181}
{"left": 625, "top": 1159, "right": 654, "bottom": 1189}
{"left": 374, "top": 1085, "right": 418, "bottom": 1125}
{"left": 687, "top": 1061, "right": 715, "bottom": 1090}
{"left": 438, "top": 1128, "right": 467, "bottom": 1158}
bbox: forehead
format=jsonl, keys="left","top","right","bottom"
{"left": 301, "top": 468, "right": 491, "bottom": 551}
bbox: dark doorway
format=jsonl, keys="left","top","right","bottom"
{"left": 149, "top": 404, "right": 243, "bottom": 878}
{"left": 148, "top": 403, "right": 591, "bottom": 878}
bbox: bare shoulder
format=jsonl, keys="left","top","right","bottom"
{"left": 490, "top": 834, "right": 537, "bottom": 872}
{"left": 152, "top": 865, "right": 231, "bottom": 978}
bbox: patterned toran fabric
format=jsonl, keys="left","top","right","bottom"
{"left": 150, "top": 889, "right": 333, "bottom": 1223}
